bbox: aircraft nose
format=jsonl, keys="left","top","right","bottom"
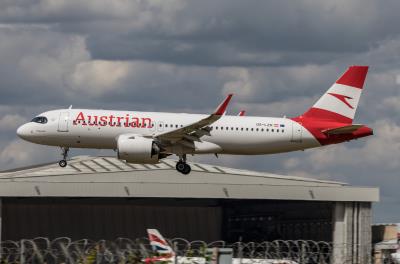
{"left": 16, "top": 124, "right": 30, "bottom": 139}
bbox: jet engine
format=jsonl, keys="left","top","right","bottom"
{"left": 117, "top": 134, "right": 164, "bottom": 164}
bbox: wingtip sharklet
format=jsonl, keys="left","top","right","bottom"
{"left": 214, "top": 94, "right": 233, "bottom": 115}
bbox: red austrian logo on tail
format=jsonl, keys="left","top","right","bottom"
{"left": 328, "top": 93, "right": 354, "bottom": 109}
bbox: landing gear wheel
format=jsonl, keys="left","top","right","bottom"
{"left": 176, "top": 161, "right": 191, "bottom": 174}
{"left": 176, "top": 161, "right": 186, "bottom": 172}
{"left": 59, "top": 147, "right": 70, "bottom": 168}
{"left": 176, "top": 154, "right": 191, "bottom": 174}
{"left": 59, "top": 160, "right": 67, "bottom": 167}
{"left": 181, "top": 164, "right": 191, "bottom": 175}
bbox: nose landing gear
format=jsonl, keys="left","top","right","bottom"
{"left": 176, "top": 154, "right": 191, "bottom": 175}
{"left": 58, "top": 147, "right": 69, "bottom": 168}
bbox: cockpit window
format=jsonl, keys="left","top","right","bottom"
{"left": 31, "top": 116, "right": 48, "bottom": 124}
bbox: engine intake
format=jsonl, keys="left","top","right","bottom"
{"left": 117, "top": 134, "right": 162, "bottom": 164}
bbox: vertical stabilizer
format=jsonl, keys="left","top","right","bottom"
{"left": 147, "top": 229, "right": 175, "bottom": 256}
{"left": 301, "top": 66, "right": 369, "bottom": 124}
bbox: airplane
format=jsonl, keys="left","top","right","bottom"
{"left": 391, "top": 233, "right": 400, "bottom": 264}
{"left": 146, "top": 229, "right": 297, "bottom": 264}
{"left": 392, "top": 252, "right": 400, "bottom": 264}
{"left": 16, "top": 66, "right": 373, "bottom": 174}
{"left": 145, "top": 228, "right": 205, "bottom": 264}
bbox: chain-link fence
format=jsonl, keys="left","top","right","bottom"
{"left": 0, "top": 237, "right": 385, "bottom": 264}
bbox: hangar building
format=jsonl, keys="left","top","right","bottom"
{"left": 0, "top": 156, "right": 378, "bottom": 263}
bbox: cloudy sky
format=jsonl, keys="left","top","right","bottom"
{"left": 0, "top": 0, "right": 399, "bottom": 222}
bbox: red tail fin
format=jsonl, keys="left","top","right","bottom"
{"left": 291, "top": 66, "right": 372, "bottom": 145}
{"left": 300, "top": 66, "right": 368, "bottom": 124}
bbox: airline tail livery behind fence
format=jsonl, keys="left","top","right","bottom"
{"left": 17, "top": 66, "right": 372, "bottom": 174}
{"left": 145, "top": 229, "right": 297, "bottom": 264}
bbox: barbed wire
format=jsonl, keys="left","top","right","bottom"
{"left": 0, "top": 237, "right": 387, "bottom": 264}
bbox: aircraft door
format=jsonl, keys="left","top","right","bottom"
{"left": 58, "top": 112, "right": 70, "bottom": 132}
{"left": 291, "top": 121, "right": 302, "bottom": 142}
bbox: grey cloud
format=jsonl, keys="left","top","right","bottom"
{"left": 69, "top": 0, "right": 400, "bottom": 66}
{"left": 0, "top": 26, "right": 89, "bottom": 106}
{"left": 3, "top": 0, "right": 400, "bottom": 66}
{"left": 0, "top": 114, "right": 27, "bottom": 132}
{"left": 85, "top": 0, "right": 400, "bottom": 66}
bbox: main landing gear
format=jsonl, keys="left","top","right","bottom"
{"left": 176, "top": 154, "right": 191, "bottom": 175}
{"left": 58, "top": 147, "right": 69, "bottom": 168}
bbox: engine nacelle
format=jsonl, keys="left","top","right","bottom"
{"left": 117, "top": 134, "right": 161, "bottom": 164}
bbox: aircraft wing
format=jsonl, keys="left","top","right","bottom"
{"left": 322, "top": 124, "right": 364, "bottom": 135}
{"left": 154, "top": 94, "right": 233, "bottom": 144}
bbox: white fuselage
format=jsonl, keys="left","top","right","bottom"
{"left": 17, "top": 109, "right": 320, "bottom": 155}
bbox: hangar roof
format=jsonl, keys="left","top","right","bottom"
{"left": 0, "top": 156, "right": 379, "bottom": 202}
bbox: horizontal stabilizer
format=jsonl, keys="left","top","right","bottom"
{"left": 322, "top": 124, "right": 364, "bottom": 135}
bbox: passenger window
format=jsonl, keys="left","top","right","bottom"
{"left": 251, "top": 128, "right": 254, "bottom": 131}
{"left": 272, "top": 129, "right": 274, "bottom": 132}
{"left": 256, "top": 128, "right": 259, "bottom": 131}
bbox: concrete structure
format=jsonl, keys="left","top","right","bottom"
{"left": 372, "top": 224, "right": 399, "bottom": 264}
{"left": 0, "top": 156, "right": 379, "bottom": 263}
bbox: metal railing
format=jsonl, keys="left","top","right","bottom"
{"left": 0, "top": 237, "right": 378, "bottom": 264}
